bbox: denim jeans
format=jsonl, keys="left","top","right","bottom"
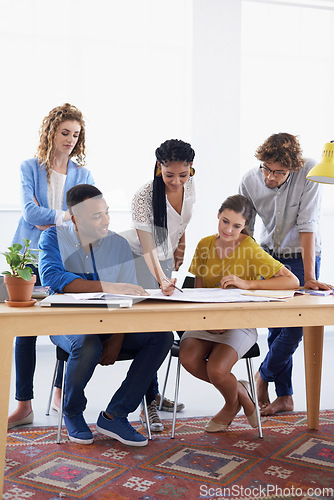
{"left": 259, "top": 255, "right": 320, "bottom": 397}
{"left": 15, "top": 265, "right": 63, "bottom": 401}
{"left": 50, "top": 331, "right": 174, "bottom": 417}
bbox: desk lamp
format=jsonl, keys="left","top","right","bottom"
{"left": 306, "top": 141, "right": 334, "bottom": 184}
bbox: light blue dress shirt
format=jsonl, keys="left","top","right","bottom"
{"left": 239, "top": 158, "right": 322, "bottom": 256}
{"left": 38, "top": 226, "right": 137, "bottom": 293}
{"left": 12, "top": 158, "right": 94, "bottom": 249}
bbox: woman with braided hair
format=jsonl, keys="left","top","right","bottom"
{"left": 129, "top": 139, "right": 196, "bottom": 294}
{"left": 8, "top": 103, "right": 94, "bottom": 429}
{"left": 126, "top": 138, "right": 196, "bottom": 432}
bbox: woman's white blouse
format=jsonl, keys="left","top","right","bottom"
{"left": 47, "top": 170, "right": 67, "bottom": 224}
{"left": 128, "top": 177, "right": 195, "bottom": 260}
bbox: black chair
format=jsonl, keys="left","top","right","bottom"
{"left": 46, "top": 346, "right": 151, "bottom": 443}
{"left": 158, "top": 275, "right": 263, "bottom": 439}
{"left": 159, "top": 340, "right": 263, "bottom": 438}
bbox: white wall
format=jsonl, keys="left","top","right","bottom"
{"left": 178, "top": 0, "right": 242, "bottom": 280}
{"left": 0, "top": 211, "right": 20, "bottom": 271}
{"left": 0, "top": 0, "right": 193, "bottom": 211}
{"left": 1, "top": 0, "right": 333, "bottom": 287}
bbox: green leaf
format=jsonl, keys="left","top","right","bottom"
{"left": 11, "top": 255, "right": 22, "bottom": 267}
{"left": 22, "top": 238, "right": 31, "bottom": 248}
{"left": 2, "top": 238, "right": 37, "bottom": 277}
{"left": 12, "top": 243, "right": 23, "bottom": 252}
{"left": 17, "top": 268, "right": 33, "bottom": 281}
{"left": 4, "top": 255, "right": 12, "bottom": 265}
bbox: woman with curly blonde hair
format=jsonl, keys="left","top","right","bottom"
{"left": 9, "top": 103, "right": 94, "bottom": 430}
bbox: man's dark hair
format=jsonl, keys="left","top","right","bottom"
{"left": 66, "top": 184, "right": 103, "bottom": 213}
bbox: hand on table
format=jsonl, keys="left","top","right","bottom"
{"left": 218, "top": 274, "right": 247, "bottom": 289}
{"left": 304, "top": 279, "right": 332, "bottom": 291}
{"left": 103, "top": 283, "right": 149, "bottom": 296}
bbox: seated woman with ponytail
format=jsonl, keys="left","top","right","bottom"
{"left": 179, "top": 194, "right": 299, "bottom": 432}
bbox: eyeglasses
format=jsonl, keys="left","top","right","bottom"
{"left": 259, "top": 164, "right": 289, "bottom": 178}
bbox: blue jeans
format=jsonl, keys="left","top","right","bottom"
{"left": 259, "top": 255, "right": 320, "bottom": 397}
{"left": 15, "top": 337, "right": 64, "bottom": 400}
{"left": 15, "top": 265, "right": 63, "bottom": 401}
{"left": 50, "top": 331, "right": 174, "bottom": 417}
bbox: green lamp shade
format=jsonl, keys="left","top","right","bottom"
{"left": 307, "top": 142, "right": 334, "bottom": 184}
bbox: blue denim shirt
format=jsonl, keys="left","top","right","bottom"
{"left": 38, "top": 225, "right": 137, "bottom": 292}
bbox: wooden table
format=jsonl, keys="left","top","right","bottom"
{"left": 1, "top": 294, "right": 333, "bottom": 494}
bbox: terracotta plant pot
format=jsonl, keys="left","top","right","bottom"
{"left": 4, "top": 274, "right": 36, "bottom": 306}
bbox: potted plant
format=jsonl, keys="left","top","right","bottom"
{"left": 2, "top": 238, "right": 41, "bottom": 307}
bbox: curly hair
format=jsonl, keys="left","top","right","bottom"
{"left": 152, "top": 139, "right": 195, "bottom": 255}
{"left": 255, "top": 133, "right": 304, "bottom": 171}
{"left": 36, "top": 103, "right": 86, "bottom": 181}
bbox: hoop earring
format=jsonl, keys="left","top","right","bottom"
{"left": 190, "top": 167, "right": 195, "bottom": 176}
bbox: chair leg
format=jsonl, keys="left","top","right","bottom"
{"left": 142, "top": 395, "right": 152, "bottom": 440}
{"left": 245, "top": 358, "right": 263, "bottom": 438}
{"left": 46, "top": 360, "right": 59, "bottom": 416}
{"left": 56, "top": 360, "right": 67, "bottom": 444}
{"left": 159, "top": 351, "right": 172, "bottom": 410}
{"left": 171, "top": 358, "right": 181, "bottom": 439}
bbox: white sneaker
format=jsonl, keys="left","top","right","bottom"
{"left": 140, "top": 400, "right": 164, "bottom": 432}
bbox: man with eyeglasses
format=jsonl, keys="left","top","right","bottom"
{"left": 239, "top": 132, "right": 331, "bottom": 416}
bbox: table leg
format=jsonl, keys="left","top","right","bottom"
{"left": 0, "top": 334, "right": 14, "bottom": 497}
{"left": 303, "top": 325, "right": 324, "bottom": 430}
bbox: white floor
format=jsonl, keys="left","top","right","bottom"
{"left": 8, "top": 327, "right": 334, "bottom": 428}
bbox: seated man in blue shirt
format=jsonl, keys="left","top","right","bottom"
{"left": 38, "top": 184, "right": 174, "bottom": 447}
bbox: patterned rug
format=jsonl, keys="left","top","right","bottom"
{"left": 4, "top": 410, "right": 334, "bottom": 500}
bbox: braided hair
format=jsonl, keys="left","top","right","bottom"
{"left": 152, "top": 139, "right": 195, "bottom": 255}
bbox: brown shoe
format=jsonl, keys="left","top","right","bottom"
{"left": 156, "top": 394, "right": 185, "bottom": 412}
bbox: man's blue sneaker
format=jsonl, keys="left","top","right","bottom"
{"left": 64, "top": 413, "right": 94, "bottom": 445}
{"left": 96, "top": 411, "right": 148, "bottom": 447}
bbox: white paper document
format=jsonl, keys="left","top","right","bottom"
{"left": 240, "top": 290, "right": 296, "bottom": 299}
{"left": 69, "top": 288, "right": 284, "bottom": 303}
{"left": 142, "top": 288, "right": 284, "bottom": 303}
{"left": 40, "top": 288, "right": 286, "bottom": 306}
